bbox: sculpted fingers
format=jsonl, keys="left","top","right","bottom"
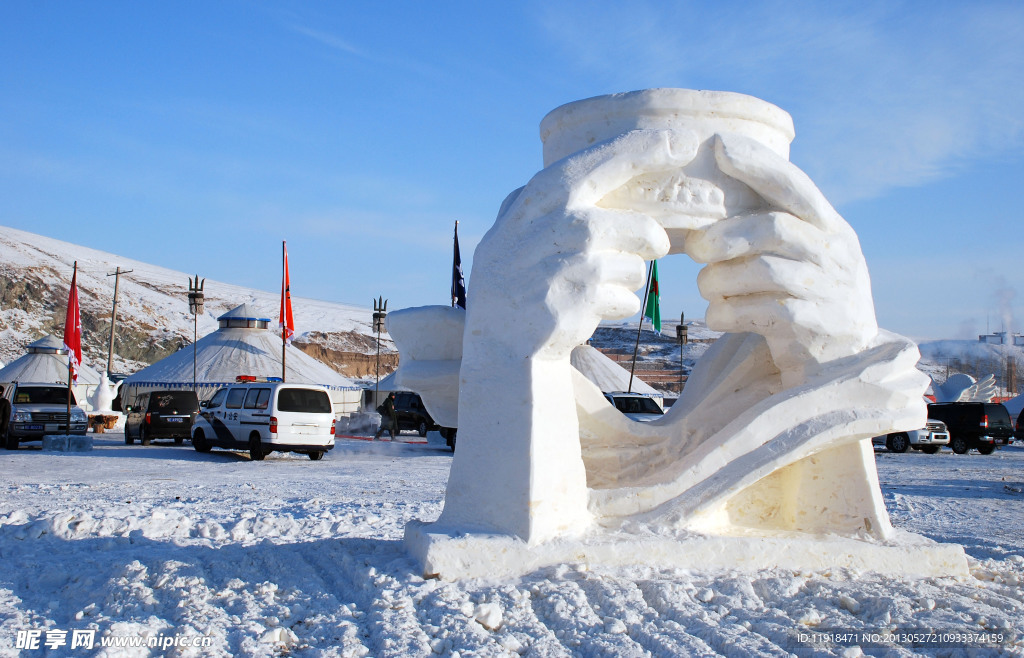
{"left": 683, "top": 211, "right": 827, "bottom": 266}
{"left": 714, "top": 133, "right": 846, "bottom": 234}
{"left": 564, "top": 129, "right": 699, "bottom": 208}
{"left": 698, "top": 256, "right": 831, "bottom": 302}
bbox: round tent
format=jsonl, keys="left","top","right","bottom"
{"left": 570, "top": 344, "right": 664, "bottom": 406}
{"left": 0, "top": 335, "right": 105, "bottom": 411}
{"left": 122, "top": 304, "right": 362, "bottom": 416}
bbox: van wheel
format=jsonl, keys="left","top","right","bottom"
{"left": 886, "top": 433, "right": 910, "bottom": 453}
{"left": 140, "top": 427, "right": 151, "bottom": 446}
{"left": 977, "top": 444, "right": 996, "bottom": 455}
{"left": 919, "top": 446, "right": 940, "bottom": 454}
{"left": 418, "top": 421, "right": 428, "bottom": 437}
{"left": 950, "top": 436, "right": 969, "bottom": 454}
{"left": 249, "top": 434, "right": 265, "bottom": 461}
{"left": 308, "top": 451, "right": 324, "bottom": 461}
{"left": 125, "top": 432, "right": 135, "bottom": 445}
{"left": 4, "top": 431, "right": 17, "bottom": 450}
{"left": 192, "top": 429, "right": 211, "bottom": 453}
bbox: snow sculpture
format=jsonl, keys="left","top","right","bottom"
{"left": 393, "top": 89, "right": 967, "bottom": 579}
{"left": 87, "top": 374, "right": 120, "bottom": 413}
{"left": 932, "top": 373, "right": 997, "bottom": 403}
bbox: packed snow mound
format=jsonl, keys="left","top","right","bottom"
{"left": 0, "top": 438, "right": 1022, "bottom": 655}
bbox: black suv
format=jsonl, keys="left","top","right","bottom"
{"left": 125, "top": 390, "right": 200, "bottom": 445}
{"left": 926, "top": 402, "right": 1013, "bottom": 455}
{"left": 393, "top": 392, "right": 439, "bottom": 437}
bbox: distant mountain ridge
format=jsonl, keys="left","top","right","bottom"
{"left": 0, "top": 225, "right": 396, "bottom": 378}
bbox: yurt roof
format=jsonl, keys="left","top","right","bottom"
{"left": 125, "top": 317, "right": 359, "bottom": 391}
{"left": 570, "top": 344, "right": 661, "bottom": 397}
{"left": 219, "top": 303, "right": 270, "bottom": 322}
{"left": 28, "top": 335, "right": 66, "bottom": 352}
{"left": 0, "top": 335, "right": 103, "bottom": 386}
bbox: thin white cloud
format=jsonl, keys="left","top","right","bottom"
{"left": 287, "top": 24, "right": 365, "bottom": 58}
{"left": 537, "top": 1, "right": 1024, "bottom": 204}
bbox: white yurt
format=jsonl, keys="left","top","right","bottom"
{"left": 570, "top": 344, "right": 664, "bottom": 407}
{"left": 0, "top": 335, "right": 105, "bottom": 411}
{"left": 121, "top": 304, "right": 362, "bottom": 417}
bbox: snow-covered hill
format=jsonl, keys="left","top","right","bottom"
{"left": 0, "top": 226, "right": 395, "bottom": 377}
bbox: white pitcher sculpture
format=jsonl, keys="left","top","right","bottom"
{"left": 392, "top": 89, "right": 967, "bottom": 579}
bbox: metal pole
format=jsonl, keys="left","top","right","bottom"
{"left": 193, "top": 313, "right": 198, "bottom": 392}
{"left": 628, "top": 261, "right": 654, "bottom": 394}
{"left": 282, "top": 241, "right": 286, "bottom": 383}
{"left": 67, "top": 261, "right": 76, "bottom": 433}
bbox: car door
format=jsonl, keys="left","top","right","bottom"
{"left": 241, "top": 387, "right": 272, "bottom": 441}
{"left": 128, "top": 393, "right": 148, "bottom": 439}
{"left": 220, "top": 386, "right": 248, "bottom": 446}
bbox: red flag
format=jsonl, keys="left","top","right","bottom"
{"left": 63, "top": 262, "right": 82, "bottom": 383}
{"left": 279, "top": 242, "right": 295, "bottom": 344}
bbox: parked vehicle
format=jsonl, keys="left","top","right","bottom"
{"left": 872, "top": 419, "right": 950, "bottom": 453}
{"left": 926, "top": 402, "right": 1013, "bottom": 454}
{"left": 393, "top": 392, "right": 439, "bottom": 437}
{"left": 2, "top": 382, "right": 88, "bottom": 449}
{"left": 124, "top": 390, "right": 199, "bottom": 446}
{"left": 604, "top": 392, "right": 664, "bottom": 422}
{"left": 1016, "top": 413, "right": 1024, "bottom": 442}
{"left": 191, "top": 379, "right": 335, "bottom": 461}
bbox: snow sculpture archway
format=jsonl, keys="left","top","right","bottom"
{"left": 392, "top": 89, "right": 968, "bottom": 579}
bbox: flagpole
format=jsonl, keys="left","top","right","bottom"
{"left": 67, "top": 261, "right": 76, "bottom": 433}
{"left": 282, "top": 241, "right": 286, "bottom": 383}
{"left": 452, "top": 221, "right": 458, "bottom": 308}
{"left": 628, "top": 261, "right": 654, "bottom": 394}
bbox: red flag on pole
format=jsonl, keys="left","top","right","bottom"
{"left": 63, "top": 262, "right": 82, "bottom": 383}
{"left": 279, "top": 242, "right": 295, "bottom": 344}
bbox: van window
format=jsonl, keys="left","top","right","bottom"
{"left": 225, "top": 388, "right": 247, "bottom": 409}
{"left": 277, "top": 388, "right": 332, "bottom": 413}
{"left": 244, "top": 388, "right": 271, "bottom": 410}
{"left": 148, "top": 391, "right": 199, "bottom": 412}
{"left": 206, "top": 389, "right": 227, "bottom": 409}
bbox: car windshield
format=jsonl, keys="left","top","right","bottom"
{"left": 13, "top": 386, "right": 76, "bottom": 405}
{"left": 277, "top": 388, "right": 332, "bottom": 413}
{"left": 611, "top": 396, "right": 662, "bottom": 415}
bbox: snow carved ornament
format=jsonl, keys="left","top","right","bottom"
{"left": 390, "top": 89, "right": 966, "bottom": 579}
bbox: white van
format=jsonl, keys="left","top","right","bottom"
{"left": 191, "top": 379, "right": 335, "bottom": 461}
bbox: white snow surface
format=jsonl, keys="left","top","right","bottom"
{"left": 1, "top": 438, "right": 1022, "bottom": 656}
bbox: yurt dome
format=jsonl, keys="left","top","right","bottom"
{"left": 122, "top": 304, "right": 362, "bottom": 415}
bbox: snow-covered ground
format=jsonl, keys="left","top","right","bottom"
{"left": 1, "top": 436, "right": 1022, "bottom": 657}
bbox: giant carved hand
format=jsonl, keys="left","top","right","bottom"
{"left": 466, "top": 130, "right": 695, "bottom": 361}
{"left": 682, "top": 133, "right": 879, "bottom": 384}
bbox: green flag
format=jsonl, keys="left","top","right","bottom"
{"left": 644, "top": 260, "right": 661, "bottom": 334}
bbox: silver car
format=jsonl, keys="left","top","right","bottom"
{"left": 3, "top": 382, "right": 88, "bottom": 449}
{"left": 873, "top": 419, "right": 950, "bottom": 454}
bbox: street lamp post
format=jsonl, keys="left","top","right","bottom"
{"left": 187, "top": 275, "right": 205, "bottom": 392}
{"left": 675, "top": 311, "right": 688, "bottom": 393}
{"left": 373, "top": 297, "right": 388, "bottom": 405}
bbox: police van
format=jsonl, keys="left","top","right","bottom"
{"left": 191, "top": 377, "right": 335, "bottom": 461}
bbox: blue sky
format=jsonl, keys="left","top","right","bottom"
{"left": 1, "top": 1, "right": 1021, "bottom": 341}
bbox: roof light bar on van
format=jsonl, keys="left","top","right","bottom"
{"left": 235, "top": 376, "right": 285, "bottom": 383}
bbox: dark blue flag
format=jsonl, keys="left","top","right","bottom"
{"left": 452, "top": 221, "right": 467, "bottom": 309}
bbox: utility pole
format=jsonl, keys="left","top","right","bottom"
{"left": 105, "top": 267, "right": 133, "bottom": 376}
{"left": 373, "top": 297, "right": 388, "bottom": 405}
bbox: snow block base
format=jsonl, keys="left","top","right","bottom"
{"left": 41, "top": 435, "right": 94, "bottom": 452}
{"left": 405, "top": 521, "right": 969, "bottom": 581}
